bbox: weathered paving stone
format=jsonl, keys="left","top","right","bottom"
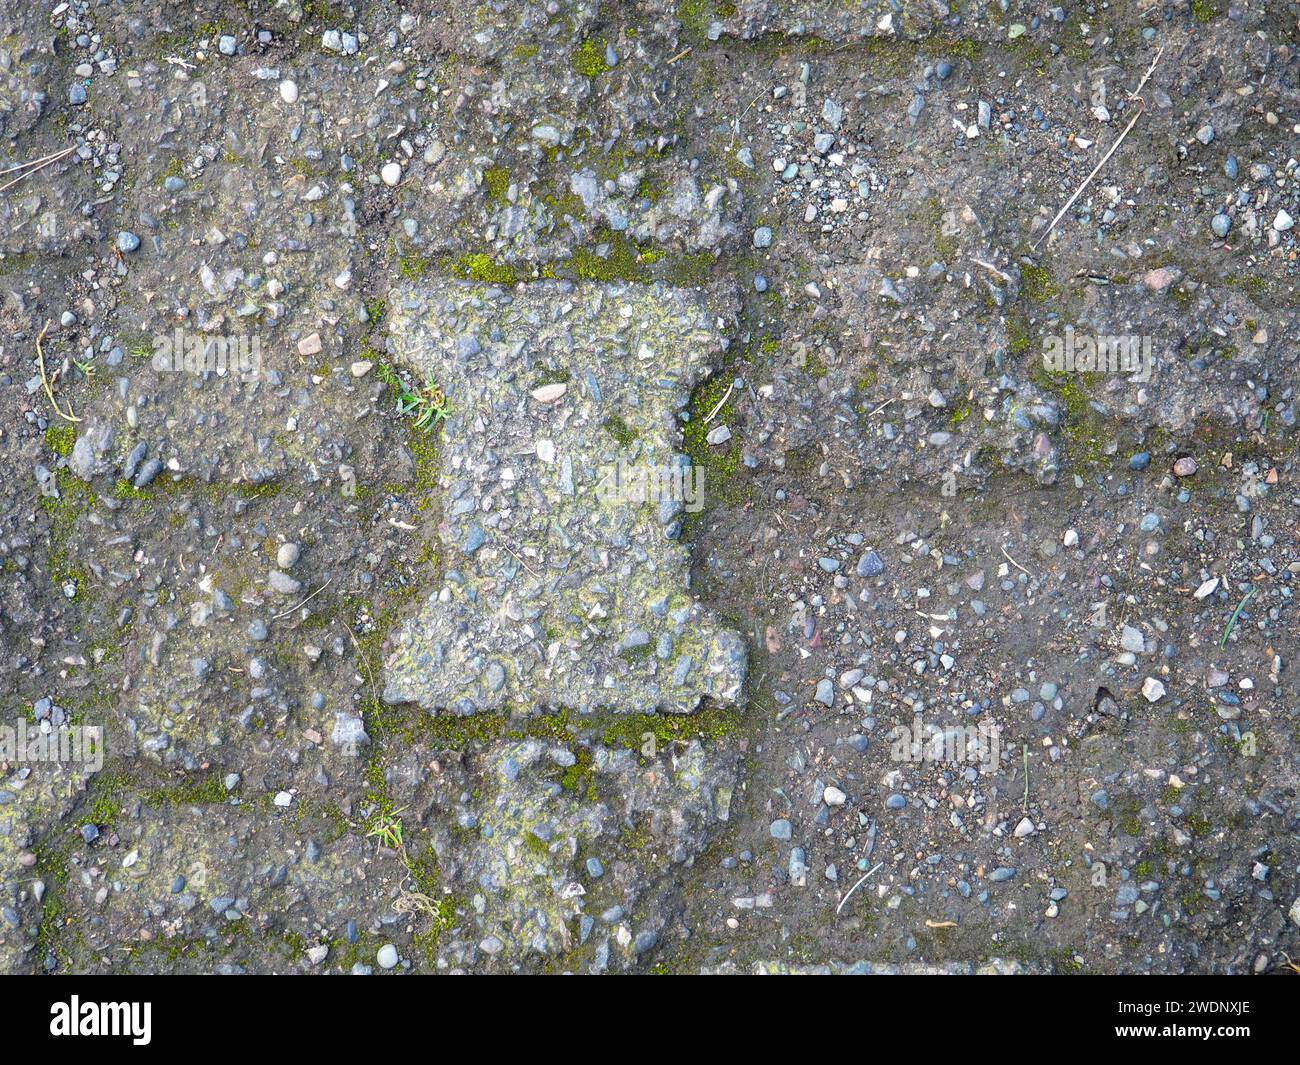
{"left": 717, "top": 958, "right": 1032, "bottom": 975}
{"left": 387, "top": 734, "right": 738, "bottom": 969}
{"left": 709, "top": 0, "right": 945, "bottom": 42}
{"left": 383, "top": 280, "right": 747, "bottom": 716}
{"left": 44, "top": 804, "right": 395, "bottom": 973}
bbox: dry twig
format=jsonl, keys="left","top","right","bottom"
{"left": 0, "top": 145, "right": 76, "bottom": 195}
{"left": 35, "top": 320, "right": 80, "bottom": 423}
{"left": 835, "top": 861, "right": 884, "bottom": 916}
{"left": 1001, "top": 545, "right": 1033, "bottom": 578}
{"left": 704, "top": 379, "right": 736, "bottom": 424}
{"left": 1032, "top": 47, "right": 1164, "bottom": 251}
{"left": 272, "top": 577, "right": 334, "bottom": 621}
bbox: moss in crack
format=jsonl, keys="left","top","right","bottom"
{"left": 77, "top": 768, "right": 133, "bottom": 830}
{"left": 663, "top": 250, "right": 715, "bottom": 288}
{"left": 31, "top": 840, "right": 73, "bottom": 964}
{"left": 919, "top": 195, "right": 957, "bottom": 261}
{"left": 784, "top": 443, "right": 820, "bottom": 475}
{"left": 1116, "top": 797, "right": 1143, "bottom": 837}
{"left": 404, "top": 838, "right": 462, "bottom": 965}
{"left": 142, "top": 771, "right": 231, "bottom": 809}
{"left": 618, "top": 821, "right": 653, "bottom": 852}
{"left": 563, "top": 228, "right": 651, "bottom": 283}
{"left": 215, "top": 480, "right": 282, "bottom": 503}
{"left": 537, "top": 179, "right": 587, "bottom": 224}
{"left": 682, "top": 373, "right": 748, "bottom": 516}
{"left": 1058, "top": 10, "right": 1095, "bottom": 63}
{"left": 40, "top": 467, "right": 94, "bottom": 598}
{"left": 1005, "top": 34, "right": 1050, "bottom": 73}
{"left": 676, "top": 0, "right": 739, "bottom": 40}
{"left": 520, "top": 707, "right": 580, "bottom": 743}
{"left": 531, "top": 366, "right": 571, "bottom": 388}
{"left": 398, "top": 249, "right": 433, "bottom": 280}
{"left": 803, "top": 348, "right": 828, "bottom": 379}
{"left": 601, "top": 703, "right": 741, "bottom": 757}
{"left": 618, "top": 640, "right": 653, "bottom": 664}
{"left": 1034, "top": 368, "right": 1109, "bottom": 471}
{"left": 292, "top": 797, "right": 351, "bottom": 843}
{"left": 1180, "top": 888, "right": 1206, "bottom": 917}
{"left": 0, "top": 250, "right": 35, "bottom": 275}
{"left": 930, "top": 37, "right": 981, "bottom": 62}
{"left": 1007, "top": 309, "right": 1034, "bottom": 357}
{"left": 113, "top": 479, "right": 153, "bottom": 502}
{"left": 638, "top": 173, "right": 668, "bottom": 203}
{"left": 1225, "top": 273, "right": 1270, "bottom": 303}
{"left": 404, "top": 416, "right": 442, "bottom": 513}
{"left": 412, "top": 895, "right": 458, "bottom": 966}
{"left": 363, "top": 696, "right": 508, "bottom": 750}
{"left": 449, "top": 253, "right": 518, "bottom": 286}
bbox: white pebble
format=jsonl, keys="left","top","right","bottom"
{"left": 530, "top": 383, "right": 567, "bottom": 404}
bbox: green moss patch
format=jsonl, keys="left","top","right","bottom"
{"left": 682, "top": 373, "right": 747, "bottom": 511}
{"left": 602, "top": 415, "right": 638, "bottom": 447}
{"left": 450, "top": 253, "right": 518, "bottom": 286}
{"left": 44, "top": 424, "right": 76, "bottom": 456}
{"left": 1020, "top": 262, "right": 1059, "bottom": 303}
{"left": 601, "top": 703, "right": 741, "bottom": 754}
{"left": 483, "top": 167, "right": 510, "bottom": 204}
{"left": 570, "top": 38, "right": 611, "bottom": 77}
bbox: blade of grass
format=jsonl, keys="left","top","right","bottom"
{"left": 1221, "top": 586, "right": 1255, "bottom": 649}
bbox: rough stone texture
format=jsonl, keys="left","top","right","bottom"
{"left": 710, "top": 957, "right": 1031, "bottom": 975}
{"left": 55, "top": 805, "right": 392, "bottom": 973}
{"left": 706, "top": 0, "right": 946, "bottom": 42}
{"left": 383, "top": 281, "right": 747, "bottom": 716}
{"left": 387, "top": 734, "right": 738, "bottom": 969}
